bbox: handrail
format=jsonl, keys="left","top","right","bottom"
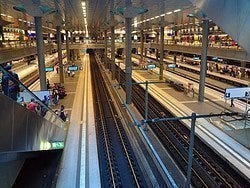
{"left": 0, "top": 65, "right": 65, "bottom": 127}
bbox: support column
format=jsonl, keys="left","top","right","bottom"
{"left": 110, "top": 0, "right": 115, "bottom": 80}
{"left": 144, "top": 34, "right": 147, "bottom": 57}
{"left": 66, "top": 30, "right": 70, "bottom": 63}
{"left": 140, "top": 30, "right": 144, "bottom": 61}
{"left": 125, "top": 5, "right": 132, "bottom": 104}
{"left": 159, "top": 25, "right": 164, "bottom": 80}
{"left": 34, "top": 17, "right": 46, "bottom": 90}
{"left": 104, "top": 30, "right": 108, "bottom": 69}
{"left": 0, "top": 26, "right": 3, "bottom": 47}
{"left": 111, "top": 25, "right": 115, "bottom": 79}
{"left": 56, "top": 26, "right": 64, "bottom": 84}
{"left": 155, "top": 31, "right": 159, "bottom": 61}
{"left": 198, "top": 19, "right": 209, "bottom": 102}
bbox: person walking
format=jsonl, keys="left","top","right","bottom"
{"left": 230, "top": 98, "right": 235, "bottom": 107}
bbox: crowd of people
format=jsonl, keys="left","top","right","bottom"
{"left": 207, "top": 62, "right": 250, "bottom": 79}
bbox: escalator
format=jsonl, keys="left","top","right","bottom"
{"left": 0, "top": 65, "right": 66, "bottom": 187}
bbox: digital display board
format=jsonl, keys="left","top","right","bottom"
{"left": 167, "top": 64, "right": 177, "bottom": 68}
{"left": 147, "top": 64, "right": 156, "bottom": 69}
{"left": 45, "top": 67, "right": 54, "bottom": 72}
{"left": 68, "top": 66, "right": 78, "bottom": 71}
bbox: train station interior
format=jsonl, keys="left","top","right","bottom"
{"left": 0, "top": 0, "right": 250, "bottom": 187}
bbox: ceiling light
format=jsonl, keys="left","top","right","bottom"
{"left": 160, "top": 14, "right": 165, "bottom": 17}
{"left": 155, "top": 16, "right": 159, "bottom": 19}
{"left": 166, "top": 11, "right": 172, "bottom": 15}
{"left": 1, "top": 13, "right": 6, "bottom": 17}
{"left": 174, "top": 9, "right": 181, "bottom": 13}
{"left": 81, "top": 2, "right": 86, "bottom": 6}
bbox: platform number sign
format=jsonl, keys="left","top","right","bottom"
{"left": 225, "top": 87, "right": 250, "bottom": 99}
{"left": 225, "top": 93, "right": 230, "bottom": 98}
{"left": 245, "top": 91, "right": 250, "bottom": 98}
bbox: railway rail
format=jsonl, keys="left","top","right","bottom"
{"left": 90, "top": 53, "right": 146, "bottom": 187}
{"left": 115, "top": 63, "right": 249, "bottom": 187}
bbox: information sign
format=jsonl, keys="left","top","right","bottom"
{"left": 18, "top": 90, "right": 51, "bottom": 103}
{"left": 51, "top": 141, "right": 64, "bottom": 149}
{"left": 68, "top": 66, "right": 78, "bottom": 71}
{"left": 167, "top": 64, "right": 177, "bottom": 68}
{"left": 225, "top": 87, "right": 250, "bottom": 99}
{"left": 45, "top": 67, "right": 54, "bottom": 72}
{"left": 147, "top": 64, "right": 156, "bottom": 69}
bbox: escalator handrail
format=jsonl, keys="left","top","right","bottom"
{"left": 0, "top": 65, "right": 66, "bottom": 127}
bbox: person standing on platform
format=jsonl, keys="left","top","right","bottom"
{"left": 230, "top": 98, "right": 235, "bottom": 107}
{"left": 46, "top": 79, "right": 50, "bottom": 89}
{"left": 1, "top": 64, "right": 20, "bottom": 101}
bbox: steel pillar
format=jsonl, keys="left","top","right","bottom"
{"left": 104, "top": 30, "right": 108, "bottom": 69}
{"left": 66, "top": 30, "right": 70, "bottom": 62}
{"left": 159, "top": 25, "right": 164, "bottom": 80}
{"left": 56, "top": 26, "right": 64, "bottom": 84}
{"left": 0, "top": 26, "right": 3, "bottom": 47}
{"left": 198, "top": 19, "right": 209, "bottom": 102}
{"left": 34, "top": 17, "right": 46, "bottom": 90}
{"left": 140, "top": 30, "right": 144, "bottom": 61}
{"left": 125, "top": 14, "right": 132, "bottom": 104}
{"left": 110, "top": 0, "right": 115, "bottom": 79}
{"left": 111, "top": 25, "right": 115, "bottom": 79}
{"left": 155, "top": 32, "right": 159, "bottom": 61}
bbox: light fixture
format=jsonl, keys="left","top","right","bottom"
{"left": 174, "top": 9, "right": 181, "bottom": 13}
{"left": 166, "top": 11, "right": 172, "bottom": 15}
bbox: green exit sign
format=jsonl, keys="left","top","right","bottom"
{"left": 51, "top": 141, "right": 64, "bottom": 149}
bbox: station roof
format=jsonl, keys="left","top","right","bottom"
{"left": 0, "top": 0, "right": 250, "bottom": 53}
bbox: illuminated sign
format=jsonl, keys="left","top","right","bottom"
{"left": 51, "top": 141, "right": 64, "bottom": 149}
{"left": 225, "top": 87, "right": 250, "bottom": 99}
{"left": 167, "top": 64, "right": 177, "bottom": 68}
{"left": 68, "top": 66, "right": 78, "bottom": 71}
{"left": 147, "top": 64, "right": 156, "bottom": 69}
{"left": 45, "top": 67, "right": 54, "bottom": 72}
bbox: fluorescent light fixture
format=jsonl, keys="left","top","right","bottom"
{"left": 146, "top": 19, "right": 150, "bottom": 21}
{"left": 1, "top": 13, "right": 6, "bottom": 16}
{"left": 81, "top": 2, "right": 86, "bottom": 6}
{"left": 18, "top": 18, "right": 23, "bottom": 21}
{"left": 155, "top": 16, "right": 159, "bottom": 19}
{"left": 174, "top": 9, "right": 181, "bottom": 13}
{"left": 7, "top": 15, "right": 13, "bottom": 18}
{"left": 150, "top": 17, "right": 154, "bottom": 20}
{"left": 166, "top": 11, "right": 172, "bottom": 15}
{"left": 160, "top": 14, "right": 165, "bottom": 17}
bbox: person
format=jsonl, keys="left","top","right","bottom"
{"left": 27, "top": 98, "right": 38, "bottom": 113}
{"left": 230, "top": 98, "right": 235, "bottom": 107}
{"left": 46, "top": 79, "right": 50, "bottom": 89}
{"left": 59, "top": 105, "right": 67, "bottom": 121}
{"left": 1, "top": 64, "right": 20, "bottom": 101}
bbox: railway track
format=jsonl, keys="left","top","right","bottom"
{"left": 116, "top": 64, "right": 249, "bottom": 187}
{"left": 90, "top": 53, "right": 146, "bottom": 187}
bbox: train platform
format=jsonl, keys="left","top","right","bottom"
{"left": 56, "top": 54, "right": 100, "bottom": 187}
{"left": 116, "top": 61, "right": 250, "bottom": 180}
{"left": 137, "top": 53, "right": 250, "bottom": 87}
